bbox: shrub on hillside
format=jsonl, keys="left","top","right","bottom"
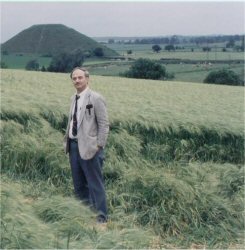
{"left": 25, "top": 60, "right": 39, "bottom": 71}
{"left": 93, "top": 47, "right": 104, "bottom": 57}
{"left": 204, "top": 69, "right": 243, "bottom": 86}
{"left": 122, "top": 58, "right": 166, "bottom": 80}
{"left": 47, "top": 50, "right": 84, "bottom": 73}
{"left": 0, "top": 61, "right": 8, "bottom": 69}
{"left": 40, "top": 66, "right": 46, "bottom": 72}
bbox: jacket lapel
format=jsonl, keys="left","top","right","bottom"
{"left": 68, "top": 94, "right": 76, "bottom": 122}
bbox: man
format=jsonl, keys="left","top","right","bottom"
{"left": 64, "top": 67, "right": 109, "bottom": 223}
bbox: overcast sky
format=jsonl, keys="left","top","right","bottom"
{"left": 1, "top": 1, "right": 244, "bottom": 43}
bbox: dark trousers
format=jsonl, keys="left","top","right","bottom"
{"left": 69, "top": 140, "right": 108, "bottom": 220}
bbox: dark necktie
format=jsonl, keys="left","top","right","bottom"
{"left": 72, "top": 95, "right": 80, "bottom": 136}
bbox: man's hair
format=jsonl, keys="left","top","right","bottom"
{"left": 70, "top": 67, "right": 89, "bottom": 79}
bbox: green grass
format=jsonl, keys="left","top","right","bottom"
{"left": 1, "top": 180, "right": 153, "bottom": 249}
{"left": 166, "top": 63, "right": 244, "bottom": 83}
{"left": 1, "top": 69, "right": 244, "bottom": 248}
{"left": 1, "top": 54, "right": 52, "bottom": 69}
{"left": 88, "top": 64, "right": 130, "bottom": 76}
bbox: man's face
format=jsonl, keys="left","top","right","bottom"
{"left": 71, "top": 69, "right": 88, "bottom": 93}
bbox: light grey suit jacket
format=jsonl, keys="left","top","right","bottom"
{"left": 64, "top": 88, "right": 109, "bottom": 160}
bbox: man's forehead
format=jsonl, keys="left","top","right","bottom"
{"left": 72, "top": 69, "right": 85, "bottom": 76}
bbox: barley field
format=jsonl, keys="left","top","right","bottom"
{"left": 1, "top": 69, "right": 244, "bottom": 249}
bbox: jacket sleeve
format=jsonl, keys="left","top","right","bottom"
{"left": 94, "top": 94, "right": 110, "bottom": 148}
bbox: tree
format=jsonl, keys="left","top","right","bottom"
{"left": 108, "top": 39, "right": 115, "bottom": 44}
{"left": 165, "top": 45, "right": 175, "bottom": 51}
{"left": 226, "top": 39, "right": 235, "bottom": 48}
{"left": 127, "top": 50, "right": 133, "bottom": 55}
{"left": 204, "top": 69, "right": 243, "bottom": 86}
{"left": 25, "top": 59, "right": 39, "bottom": 71}
{"left": 123, "top": 58, "right": 166, "bottom": 80}
{"left": 41, "top": 66, "right": 46, "bottom": 72}
{"left": 152, "top": 44, "right": 162, "bottom": 53}
{"left": 241, "top": 35, "right": 245, "bottom": 51}
{"left": 0, "top": 61, "right": 8, "bottom": 68}
{"left": 93, "top": 47, "right": 104, "bottom": 57}
{"left": 47, "top": 50, "right": 84, "bottom": 73}
{"left": 202, "top": 47, "right": 211, "bottom": 52}
{"left": 2, "top": 50, "right": 9, "bottom": 55}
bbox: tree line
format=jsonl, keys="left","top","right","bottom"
{"left": 109, "top": 35, "right": 244, "bottom": 46}
{"left": 25, "top": 48, "right": 105, "bottom": 73}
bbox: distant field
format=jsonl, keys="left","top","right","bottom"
{"left": 1, "top": 42, "right": 244, "bottom": 84}
{"left": 88, "top": 61, "right": 244, "bottom": 83}
{"left": 107, "top": 43, "right": 244, "bottom": 60}
{"left": 1, "top": 69, "right": 244, "bottom": 248}
{"left": 166, "top": 62, "right": 244, "bottom": 83}
{"left": 87, "top": 43, "right": 244, "bottom": 82}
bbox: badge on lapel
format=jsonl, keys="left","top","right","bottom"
{"left": 86, "top": 104, "right": 93, "bottom": 115}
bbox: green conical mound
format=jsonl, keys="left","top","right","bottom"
{"left": 1, "top": 24, "right": 118, "bottom": 57}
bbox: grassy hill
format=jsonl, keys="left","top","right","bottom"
{"left": 1, "top": 24, "right": 118, "bottom": 57}
{"left": 1, "top": 69, "right": 244, "bottom": 249}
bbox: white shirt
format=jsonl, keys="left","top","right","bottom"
{"left": 69, "top": 87, "right": 89, "bottom": 139}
